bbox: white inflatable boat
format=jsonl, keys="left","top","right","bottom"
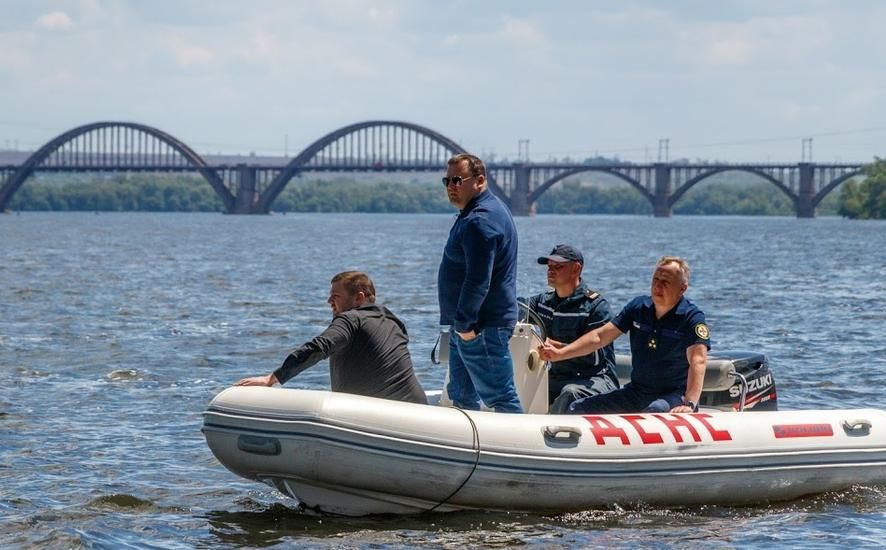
{"left": 203, "top": 323, "right": 886, "bottom": 516}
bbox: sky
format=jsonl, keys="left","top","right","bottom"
{"left": 1, "top": 0, "right": 884, "bottom": 163}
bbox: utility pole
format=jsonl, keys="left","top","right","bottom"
{"left": 801, "top": 137, "right": 813, "bottom": 162}
{"left": 657, "top": 138, "right": 670, "bottom": 162}
{"left": 518, "top": 139, "right": 530, "bottom": 162}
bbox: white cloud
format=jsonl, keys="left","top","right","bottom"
{"left": 38, "top": 69, "right": 77, "bottom": 89}
{"left": 167, "top": 38, "right": 215, "bottom": 68}
{"left": 684, "top": 15, "right": 831, "bottom": 68}
{"left": 498, "top": 17, "right": 547, "bottom": 49}
{"left": 837, "top": 85, "right": 882, "bottom": 113}
{"left": 780, "top": 101, "right": 823, "bottom": 122}
{"left": 367, "top": 5, "right": 399, "bottom": 25}
{"left": 35, "top": 11, "right": 74, "bottom": 30}
{"left": 442, "top": 34, "right": 459, "bottom": 47}
{"left": 705, "top": 36, "right": 755, "bottom": 66}
{"left": 4, "top": 0, "right": 886, "bottom": 163}
{"left": 0, "top": 33, "right": 34, "bottom": 69}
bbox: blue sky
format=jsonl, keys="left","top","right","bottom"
{"left": 1, "top": 0, "right": 884, "bottom": 162}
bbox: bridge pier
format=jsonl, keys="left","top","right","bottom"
{"left": 653, "top": 163, "right": 672, "bottom": 217}
{"left": 230, "top": 165, "right": 267, "bottom": 214}
{"left": 509, "top": 164, "right": 534, "bottom": 216}
{"left": 796, "top": 163, "right": 816, "bottom": 218}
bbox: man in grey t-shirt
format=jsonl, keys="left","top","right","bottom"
{"left": 234, "top": 271, "right": 427, "bottom": 404}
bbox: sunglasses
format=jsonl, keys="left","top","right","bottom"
{"left": 442, "top": 175, "right": 477, "bottom": 187}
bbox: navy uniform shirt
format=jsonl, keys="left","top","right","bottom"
{"left": 612, "top": 295, "right": 711, "bottom": 394}
{"left": 524, "top": 282, "right": 617, "bottom": 382}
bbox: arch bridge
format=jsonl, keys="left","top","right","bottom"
{"left": 504, "top": 162, "right": 864, "bottom": 217}
{"left": 0, "top": 121, "right": 866, "bottom": 217}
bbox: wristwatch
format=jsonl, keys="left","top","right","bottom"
{"left": 683, "top": 398, "right": 699, "bottom": 412}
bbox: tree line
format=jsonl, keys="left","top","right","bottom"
{"left": 5, "top": 168, "right": 881, "bottom": 217}
{"left": 836, "top": 158, "right": 886, "bottom": 219}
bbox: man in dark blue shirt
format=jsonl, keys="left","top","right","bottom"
{"left": 437, "top": 153, "right": 522, "bottom": 413}
{"left": 539, "top": 256, "right": 710, "bottom": 413}
{"left": 523, "top": 244, "right": 619, "bottom": 413}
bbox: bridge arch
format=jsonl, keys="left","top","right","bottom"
{"left": 669, "top": 167, "right": 796, "bottom": 209}
{"left": 527, "top": 167, "right": 653, "bottom": 206}
{"left": 813, "top": 169, "right": 862, "bottom": 208}
{"left": 258, "top": 120, "right": 480, "bottom": 212}
{"left": 0, "top": 121, "right": 232, "bottom": 211}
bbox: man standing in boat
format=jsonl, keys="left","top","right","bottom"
{"left": 523, "top": 244, "right": 619, "bottom": 413}
{"left": 438, "top": 153, "right": 523, "bottom": 413}
{"left": 539, "top": 256, "right": 709, "bottom": 413}
{"left": 234, "top": 271, "right": 428, "bottom": 404}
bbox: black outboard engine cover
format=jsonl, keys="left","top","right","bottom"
{"left": 699, "top": 351, "right": 778, "bottom": 411}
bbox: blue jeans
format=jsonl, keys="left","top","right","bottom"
{"left": 447, "top": 327, "right": 523, "bottom": 413}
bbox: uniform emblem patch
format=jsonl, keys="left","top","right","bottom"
{"left": 695, "top": 323, "right": 710, "bottom": 339}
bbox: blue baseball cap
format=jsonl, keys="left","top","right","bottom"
{"left": 537, "top": 244, "right": 583, "bottom": 264}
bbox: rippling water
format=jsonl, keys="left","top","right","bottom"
{"left": 1, "top": 212, "right": 885, "bottom": 548}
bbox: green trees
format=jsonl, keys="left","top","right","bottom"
{"left": 536, "top": 182, "right": 650, "bottom": 214}
{"left": 675, "top": 182, "right": 796, "bottom": 216}
{"left": 272, "top": 180, "right": 451, "bottom": 213}
{"left": 8, "top": 174, "right": 223, "bottom": 212}
{"left": 838, "top": 159, "right": 886, "bottom": 219}
{"left": 7, "top": 175, "right": 451, "bottom": 213}
{"left": 5, "top": 171, "right": 870, "bottom": 216}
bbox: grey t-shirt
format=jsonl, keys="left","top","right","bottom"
{"left": 273, "top": 303, "right": 427, "bottom": 404}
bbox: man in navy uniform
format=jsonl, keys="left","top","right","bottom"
{"left": 523, "top": 244, "right": 619, "bottom": 413}
{"left": 539, "top": 256, "right": 709, "bottom": 414}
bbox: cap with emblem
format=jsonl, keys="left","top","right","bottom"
{"left": 537, "top": 244, "right": 584, "bottom": 265}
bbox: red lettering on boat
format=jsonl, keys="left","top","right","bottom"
{"left": 652, "top": 414, "right": 702, "bottom": 443}
{"left": 582, "top": 414, "right": 734, "bottom": 446}
{"left": 582, "top": 416, "right": 630, "bottom": 445}
{"left": 621, "top": 414, "right": 664, "bottom": 444}
{"left": 691, "top": 413, "right": 733, "bottom": 441}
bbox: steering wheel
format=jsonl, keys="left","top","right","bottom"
{"left": 517, "top": 300, "right": 547, "bottom": 342}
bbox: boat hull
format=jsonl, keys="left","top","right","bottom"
{"left": 203, "top": 387, "right": 886, "bottom": 516}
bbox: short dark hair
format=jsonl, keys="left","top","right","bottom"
{"left": 330, "top": 271, "right": 376, "bottom": 302}
{"left": 448, "top": 153, "right": 486, "bottom": 179}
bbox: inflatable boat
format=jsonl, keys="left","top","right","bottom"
{"left": 202, "top": 323, "right": 886, "bottom": 516}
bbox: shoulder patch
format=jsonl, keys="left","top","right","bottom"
{"left": 694, "top": 323, "right": 710, "bottom": 340}
{"left": 585, "top": 288, "right": 600, "bottom": 300}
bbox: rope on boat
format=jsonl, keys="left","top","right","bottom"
{"left": 425, "top": 407, "right": 481, "bottom": 513}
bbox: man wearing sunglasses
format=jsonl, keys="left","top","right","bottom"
{"left": 437, "top": 153, "right": 523, "bottom": 413}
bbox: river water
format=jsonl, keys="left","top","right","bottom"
{"left": 1, "top": 212, "right": 885, "bottom": 548}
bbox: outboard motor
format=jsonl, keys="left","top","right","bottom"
{"left": 700, "top": 351, "right": 778, "bottom": 411}
{"left": 614, "top": 351, "right": 778, "bottom": 412}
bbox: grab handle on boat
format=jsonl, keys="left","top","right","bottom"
{"left": 543, "top": 425, "right": 582, "bottom": 444}
{"left": 842, "top": 419, "right": 872, "bottom": 436}
{"left": 238, "top": 435, "right": 281, "bottom": 456}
